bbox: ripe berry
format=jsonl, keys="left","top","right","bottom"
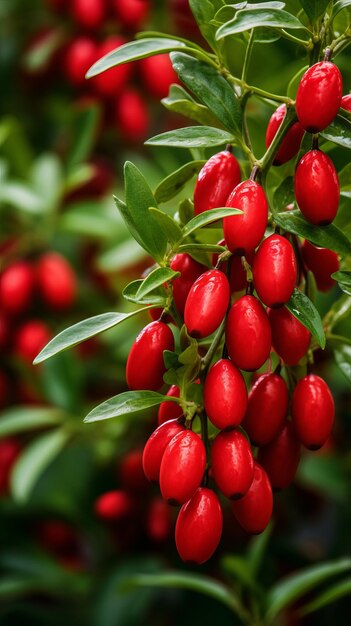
{"left": 193, "top": 150, "right": 241, "bottom": 216}
{"left": 253, "top": 234, "right": 297, "bottom": 307}
{"left": 224, "top": 180, "right": 268, "bottom": 255}
{"left": 118, "top": 449, "right": 149, "bottom": 493}
{"left": 294, "top": 150, "right": 340, "bottom": 225}
{"left": 211, "top": 429, "right": 254, "bottom": 499}
{"left": 15, "top": 320, "right": 51, "bottom": 364}
{"left": 265, "top": 104, "right": 304, "bottom": 165}
{"left": 267, "top": 307, "right": 310, "bottom": 366}
{"left": 175, "top": 488, "right": 222, "bottom": 564}
{"left": 204, "top": 359, "right": 247, "bottom": 430}
{"left": 301, "top": 240, "right": 339, "bottom": 292}
{"left": 147, "top": 498, "right": 172, "bottom": 543}
{"left": 258, "top": 422, "right": 301, "bottom": 491}
{"left": 296, "top": 62, "right": 342, "bottom": 132}
{"left": 36, "top": 252, "right": 77, "bottom": 310}
{"left": 1, "top": 261, "right": 34, "bottom": 316}
{"left": 158, "top": 385, "right": 183, "bottom": 425}
{"left": 170, "top": 253, "right": 206, "bottom": 315}
{"left": 71, "top": 0, "right": 105, "bottom": 30}
{"left": 341, "top": 94, "right": 351, "bottom": 111}
{"left": 111, "top": 0, "right": 150, "bottom": 30}
{"left": 159, "top": 430, "right": 206, "bottom": 505}
{"left": 291, "top": 374, "right": 335, "bottom": 450}
{"left": 143, "top": 419, "right": 185, "bottom": 482}
{"left": 139, "top": 54, "right": 178, "bottom": 99}
{"left": 126, "top": 321, "right": 174, "bottom": 391}
{"left": 226, "top": 295, "right": 272, "bottom": 371}
{"left": 243, "top": 373, "right": 288, "bottom": 446}
{"left": 184, "top": 269, "right": 230, "bottom": 338}
{"left": 93, "top": 37, "right": 132, "bottom": 98}
{"left": 0, "top": 438, "right": 21, "bottom": 494}
{"left": 64, "top": 37, "right": 97, "bottom": 88}
{"left": 94, "top": 491, "right": 133, "bottom": 521}
{"left": 232, "top": 463, "right": 273, "bottom": 534}
{"left": 115, "top": 88, "right": 150, "bottom": 141}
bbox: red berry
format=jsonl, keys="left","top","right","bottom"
{"left": 72, "top": 0, "right": 105, "bottom": 29}
{"left": 36, "top": 252, "right": 77, "bottom": 310}
{"left": 170, "top": 253, "right": 206, "bottom": 315}
{"left": 15, "top": 320, "right": 51, "bottom": 364}
{"left": 111, "top": 0, "right": 150, "bottom": 30}
{"left": 93, "top": 37, "right": 131, "bottom": 98}
{"left": 211, "top": 429, "right": 254, "bottom": 499}
{"left": 64, "top": 37, "right": 98, "bottom": 88}
{"left": 143, "top": 419, "right": 185, "bottom": 482}
{"left": 159, "top": 430, "right": 206, "bottom": 505}
{"left": 140, "top": 54, "right": 178, "bottom": 99}
{"left": 301, "top": 240, "right": 340, "bottom": 292}
{"left": 232, "top": 463, "right": 273, "bottom": 534}
{"left": 253, "top": 234, "right": 297, "bottom": 307}
{"left": 175, "top": 488, "right": 222, "bottom": 564}
{"left": 224, "top": 180, "right": 268, "bottom": 254}
{"left": 126, "top": 321, "right": 174, "bottom": 391}
{"left": 225, "top": 295, "right": 272, "bottom": 371}
{"left": 341, "top": 94, "right": 351, "bottom": 111}
{"left": 243, "top": 373, "right": 288, "bottom": 446}
{"left": 1, "top": 261, "right": 34, "bottom": 316}
{"left": 296, "top": 62, "right": 342, "bottom": 133}
{"left": 118, "top": 449, "right": 149, "bottom": 493}
{"left": 204, "top": 359, "right": 247, "bottom": 430}
{"left": 193, "top": 150, "right": 241, "bottom": 216}
{"left": 115, "top": 88, "right": 150, "bottom": 141}
{"left": 258, "top": 422, "right": 301, "bottom": 491}
{"left": 184, "top": 269, "right": 230, "bottom": 338}
{"left": 94, "top": 490, "right": 133, "bottom": 521}
{"left": 265, "top": 104, "right": 304, "bottom": 165}
{"left": 295, "top": 150, "right": 340, "bottom": 225}
{"left": 291, "top": 374, "right": 334, "bottom": 450}
{"left": 0, "top": 438, "right": 21, "bottom": 495}
{"left": 267, "top": 307, "right": 310, "bottom": 366}
{"left": 158, "top": 385, "right": 183, "bottom": 425}
{"left": 147, "top": 498, "right": 172, "bottom": 543}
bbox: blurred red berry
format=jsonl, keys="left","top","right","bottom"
{"left": 15, "top": 320, "right": 51, "bottom": 364}
{"left": 64, "top": 37, "right": 98, "bottom": 88}
{"left": 115, "top": 88, "right": 150, "bottom": 141}
{"left": 36, "top": 252, "right": 77, "bottom": 310}
{"left": 93, "top": 36, "right": 132, "bottom": 98}
{"left": 111, "top": 0, "right": 150, "bottom": 30}
{"left": 95, "top": 490, "right": 133, "bottom": 521}
{"left": 140, "top": 54, "right": 178, "bottom": 99}
{"left": 1, "top": 261, "right": 34, "bottom": 316}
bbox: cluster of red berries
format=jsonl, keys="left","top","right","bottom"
{"left": 123, "top": 59, "right": 343, "bottom": 564}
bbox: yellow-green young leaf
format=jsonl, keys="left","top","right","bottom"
{"left": 123, "top": 280, "right": 168, "bottom": 306}
{"left": 181, "top": 207, "right": 242, "bottom": 239}
{"left": 216, "top": 8, "right": 309, "bottom": 40}
{"left": 321, "top": 114, "right": 351, "bottom": 149}
{"left": 154, "top": 161, "right": 206, "bottom": 204}
{"left": 145, "top": 126, "right": 235, "bottom": 149}
{"left": 0, "top": 407, "right": 64, "bottom": 438}
{"left": 285, "top": 288, "right": 325, "bottom": 348}
{"left": 273, "top": 211, "right": 351, "bottom": 256}
{"left": 84, "top": 391, "right": 180, "bottom": 423}
{"left": 148, "top": 208, "right": 183, "bottom": 244}
{"left": 136, "top": 267, "right": 180, "bottom": 300}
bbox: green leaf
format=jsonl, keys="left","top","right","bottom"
{"left": 11, "top": 429, "right": 70, "bottom": 503}
{"left": 149, "top": 208, "right": 183, "bottom": 244}
{"left": 86, "top": 38, "right": 187, "bottom": 78}
{"left": 273, "top": 211, "right": 351, "bottom": 256}
{"left": 299, "top": 452, "right": 349, "bottom": 500}
{"left": 34, "top": 310, "right": 149, "bottom": 364}
{"left": 181, "top": 207, "right": 242, "bottom": 239}
{"left": 286, "top": 288, "right": 325, "bottom": 348}
{"left": 145, "top": 126, "right": 235, "bottom": 148}
{"left": 162, "top": 91, "right": 222, "bottom": 127}
{"left": 170, "top": 52, "right": 242, "bottom": 135}
{"left": 299, "top": 0, "right": 330, "bottom": 22}
{"left": 123, "top": 280, "right": 168, "bottom": 306}
{"left": 154, "top": 161, "right": 206, "bottom": 203}
{"left": 122, "top": 162, "right": 167, "bottom": 261}
{"left": 221, "top": 555, "right": 260, "bottom": 591}
{"left": 216, "top": 8, "right": 309, "bottom": 40}
{"left": 136, "top": 267, "right": 180, "bottom": 300}
{"left": 247, "top": 523, "right": 273, "bottom": 577}
{"left": 273, "top": 176, "right": 295, "bottom": 213}
{"left": 189, "top": 0, "right": 218, "bottom": 48}
{"left": 333, "top": 0, "right": 351, "bottom": 19}
{"left": 287, "top": 65, "right": 308, "bottom": 99}
{"left": 299, "top": 577, "right": 351, "bottom": 616}
{"left": 84, "top": 391, "right": 179, "bottom": 423}
{"left": 334, "top": 344, "right": 351, "bottom": 382}
{"left": 0, "top": 407, "right": 64, "bottom": 438}
{"left": 67, "top": 103, "right": 101, "bottom": 169}
{"left": 265, "top": 558, "right": 351, "bottom": 621}
{"left": 324, "top": 294, "right": 351, "bottom": 331}
{"left": 0, "top": 183, "right": 44, "bottom": 214}
{"left": 178, "top": 242, "right": 226, "bottom": 254}
{"left": 321, "top": 114, "right": 351, "bottom": 149}
{"left": 331, "top": 270, "right": 351, "bottom": 296}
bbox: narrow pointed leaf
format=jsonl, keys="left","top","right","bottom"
{"left": 84, "top": 391, "right": 180, "bottom": 423}
{"left": 273, "top": 211, "right": 351, "bottom": 256}
{"left": 136, "top": 267, "right": 180, "bottom": 300}
{"left": 123, "top": 280, "right": 167, "bottom": 305}
{"left": 216, "top": 8, "right": 309, "bottom": 40}
{"left": 286, "top": 288, "right": 325, "bottom": 348}
{"left": 148, "top": 208, "right": 183, "bottom": 244}
{"left": 181, "top": 207, "right": 242, "bottom": 239}
{"left": 299, "top": 0, "right": 330, "bottom": 22}
{"left": 299, "top": 576, "right": 351, "bottom": 616}
{"left": 0, "top": 407, "right": 64, "bottom": 437}
{"left": 145, "top": 126, "right": 235, "bottom": 148}
{"left": 154, "top": 161, "right": 206, "bottom": 203}
{"left": 331, "top": 270, "right": 351, "bottom": 296}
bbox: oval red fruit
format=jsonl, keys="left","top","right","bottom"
{"left": 226, "top": 295, "right": 271, "bottom": 371}
{"left": 193, "top": 150, "right": 241, "bottom": 216}
{"left": 211, "top": 429, "right": 254, "bottom": 499}
{"left": 266, "top": 104, "right": 304, "bottom": 165}
{"left": 143, "top": 419, "right": 185, "bottom": 482}
{"left": 295, "top": 150, "right": 339, "bottom": 225}
{"left": 158, "top": 385, "right": 183, "bottom": 425}
{"left": 170, "top": 253, "right": 206, "bottom": 315}
{"left": 253, "top": 234, "right": 297, "bottom": 307}
{"left": 140, "top": 54, "right": 178, "bottom": 99}
{"left": 341, "top": 94, "right": 351, "bottom": 111}
{"left": 37, "top": 252, "right": 77, "bottom": 310}
{"left": 126, "top": 321, "right": 174, "bottom": 391}
{"left": 93, "top": 37, "right": 131, "bottom": 98}
{"left": 291, "top": 374, "right": 334, "bottom": 450}
{"left": 71, "top": 0, "right": 105, "bottom": 30}
{"left": 159, "top": 430, "right": 206, "bottom": 505}
{"left": 224, "top": 180, "right": 268, "bottom": 254}
{"left": 64, "top": 37, "right": 97, "bottom": 88}
{"left": 1, "top": 261, "right": 34, "bottom": 316}
{"left": 258, "top": 422, "right": 301, "bottom": 491}
{"left": 296, "top": 62, "right": 342, "bottom": 133}
{"left": 204, "top": 359, "right": 247, "bottom": 430}
{"left": 111, "top": 0, "right": 150, "bottom": 30}
{"left": 115, "top": 88, "right": 150, "bottom": 141}
{"left": 243, "top": 373, "right": 288, "bottom": 446}
{"left": 118, "top": 450, "right": 148, "bottom": 493}
{"left": 301, "top": 240, "right": 339, "bottom": 292}
{"left": 175, "top": 488, "right": 222, "bottom": 564}
{"left": 15, "top": 320, "right": 51, "bottom": 364}
{"left": 184, "top": 269, "right": 230, "bottom": 338}
{"left": 232, "top": 463, "right": 273, "bottom": 534}
{"left": 267, "top": 307, "right": 310, "bottom": 366}
{"left": 94, "top": 491, "right": 133, "bottom": 521}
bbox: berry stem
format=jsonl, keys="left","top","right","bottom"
{"left": 200, "top": 318, "right": 226, "bottom": 372}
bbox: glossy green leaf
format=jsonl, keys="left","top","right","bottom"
{"left": 34, "top": 310, "right": 149, "bottom": 364}
{"left": 123, "top": 280, "right": 167, "bottom": 306}
{"left": 154, "top": 161, "right": 205, "bottom": 203}
{"left": 149, "top": 208, "right": 183, "bottom": 244}
{"left": 11, "top": 429, "right": 70, "bottom": 503}
{"left": 189, "top": 0, "right": 218, "bottom": 48}
{"left": 84, "top": 391, "right": 179, "bottom": 423}
{"left": 321, "top": 114, "right": 351, "bottom": 149}
{"left": 286, "top": 288, "right": 325, "bottom": 348}
{"left": 333, "top": 0, "right": 351, "bottom": 18}
{"left": 331, "top": 270, "right": 351, "bottom": 296}
{"left": 299, "top": 0, "right": 330, "bottom": 22}
{"left": 178, "top": 242, "right": 226, "bottom": 254}
{"left": 162, "top": 94, "right": 221, "bottom": 127}
{"left": 216, "top": 8, "right": 309, "bottom": 40}
{"left": 299, "top": 577, "right": 351, "bottom": 615}
{"left": 122, "top": 162, "right": 167, "bottom": 261}
{"left": 136, "top": 267, "right": 180, "bottom": 300}
{"left": 273, "top": 176, "right": 295, "bottom": 213}
{"left": 266, "top": 558, "right": 351, "bottom": 620}
{"left": 334, "top": 344, "right": 351, "bottom": 382}
{"left": 0, "top": 407, "right": 64, "bottom": 437}
{"left": 273, "top": 211, "right": 351, "bottom": 256}
{"left": 170, "top": 52, "right": 242, "bottom": 134}
{"left": 145, "top": 126, "right": 235, "bottom": 148}
{"left": 86, "top": 38, "right": 187, "bottom": 78}
{"left": 181, "top": 207, "right": 242, "bottom": 239}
